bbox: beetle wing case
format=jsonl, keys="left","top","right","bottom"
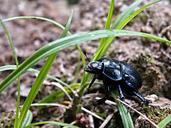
{"left": 102, "top": 59, "right": 122, "bottom": 81}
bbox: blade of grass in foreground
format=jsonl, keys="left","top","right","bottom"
{"left": 118, "top": 103, "right": 134, "bottom": 128}
{"left": 18, "top": 13, "right": 73, "bottom": 127}
{"left": 18, "top": 54, "right": 57, "bottom": 128}
{"left": 112, "top": 92, "right": 134, "bottom": 128}
{"left": 0, "top": 30, "right": 170, "bottom": 93}
{"left": 158, "top": 114, "right": 171, "bottom": 128}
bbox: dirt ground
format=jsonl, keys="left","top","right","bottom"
{"left": 0, "top": 0, "right": 171, "bottom": 127}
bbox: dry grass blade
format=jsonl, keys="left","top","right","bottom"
{"left": 99, "top": 113, "right": 114, "bottom": 128}
{"left": 30, "top": 103, "right": 70, "bottom": 109}
{"left": 81, "top": 107, "right": 104, "bottom": 121}
{"left": 51, "top": 82, "right": 73, "bottom": 101}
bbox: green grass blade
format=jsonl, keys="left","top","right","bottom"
{"left": 0, "top": 20, "right": 19, "bottom": 65}
{"left": 115, "top": 0, "right": 160, "bottom": 29}
{"left": 21, "top": 110, "right": 33, "bottom": 128}
{"left": 81, "top": 0, "right": 115, "bottom": 91}
{"left": 112, "top": 92, "right": 134, "bottom": 128}
{"left": 60, "top": 11, "right": 73, "bottom": 38}
{"left": 118, "top": 104, "right": 133, "bottom": 128}
{"left": 26, "top": 121, "right": 79, "bottom": 128}
{"left": 40, "top": 83, "right": 80, "bottom": 103}
{"left": 17, "top": 13, "right": 73, "bottom": 127}
{"left": 112, "top": 0, "right": 142, "bottom": 28}
{"left": 0, "top": 19, "right": 21, "bottom": 128}
{"left": 2, "top": 16, "right": 71, "bottom": 35}
{"left": 17, "top": 54, "right": 56, "bottom": 127}
{"left": 0, "top": 64, "right": 78, "bottom": 102}
{"left": 117, "top": 102, "right": 134, "bottom": 128}
{"left": 0, "top": 65, "right": 65, "bottom": 85}
{"left": 0, "top": 30, "right": 170, "bottom": 93}
{"left": 74, "top": 45, "right": 86, "bottom": 84}
{"left": 96, "top": 0, "right": 115, "bottom": 59}
{"left": 77, "top": 45, "right": 86, "bottom": 66}
{"left": 0, "top": 64, "right": 77, "bottom": 95}
{"left": 93, "top": 0, "right": 160, "bottom": 61}
{"left": 105, "top": 0, "right": 115, "bottom": 29}
{"left": 158, "top": 114, "right": 171, "bottom": 128}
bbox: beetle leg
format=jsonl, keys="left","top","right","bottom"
{"left": 132, "top": 91, "right": 149, "bottom": 105}
{"left": 117, "top": 85, "right": 125, "bottom": 101}
{"left": 88, "top": 76, "right": 96, "bottom": 89}
{"left": 96, "top": 84, "right": 110, "bottom": 104}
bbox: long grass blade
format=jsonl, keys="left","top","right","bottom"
{"left": 118, "top": 102, "right": 134, "bottom": 128}
{"left": 112, "top": 92, "right": 134, "bottom": 128}
{"left": 112, "top": 0, "right": 142, "bottom": 28}
{"left": 0, "top": 19, "right": 21, "bottom": 128}
{"left": 0, "top": 30, "right": 170, "bottom": 93}
{"left": 17, "top": 13, "right": 73, "bottom": 127}
{"left": 96, "top": 0, "right": 115, "bottom": 59}
{"left": 115, "top": 0, "right": 160, "bottom": 29}
{"left": 93, "top": 0, "right": 160, "bottom": 61}
{"left": 17, "top": 54, "right": 56, "bottom": 127}
{"left": 2, "top": 16, "right": 71, "bottom": 35}
{"left": 105, "top": 0, "right": 115, "bottom": 29}
{"left": 0, "top": 20, "right": 19, "bottom": 65}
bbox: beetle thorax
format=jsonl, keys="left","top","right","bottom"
{"left": 85, "top": 61, "right": 103, "bottom": 74}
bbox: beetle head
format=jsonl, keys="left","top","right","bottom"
{"left": 85, "top": 61, "right": 103, "bottom": 74}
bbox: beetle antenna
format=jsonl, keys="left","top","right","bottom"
{"left": 82, "top": 48, "right": 91, "bottom": 62}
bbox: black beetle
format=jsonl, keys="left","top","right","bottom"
{"left": 85, "top": 58, "right": 149, "bottom": 105}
